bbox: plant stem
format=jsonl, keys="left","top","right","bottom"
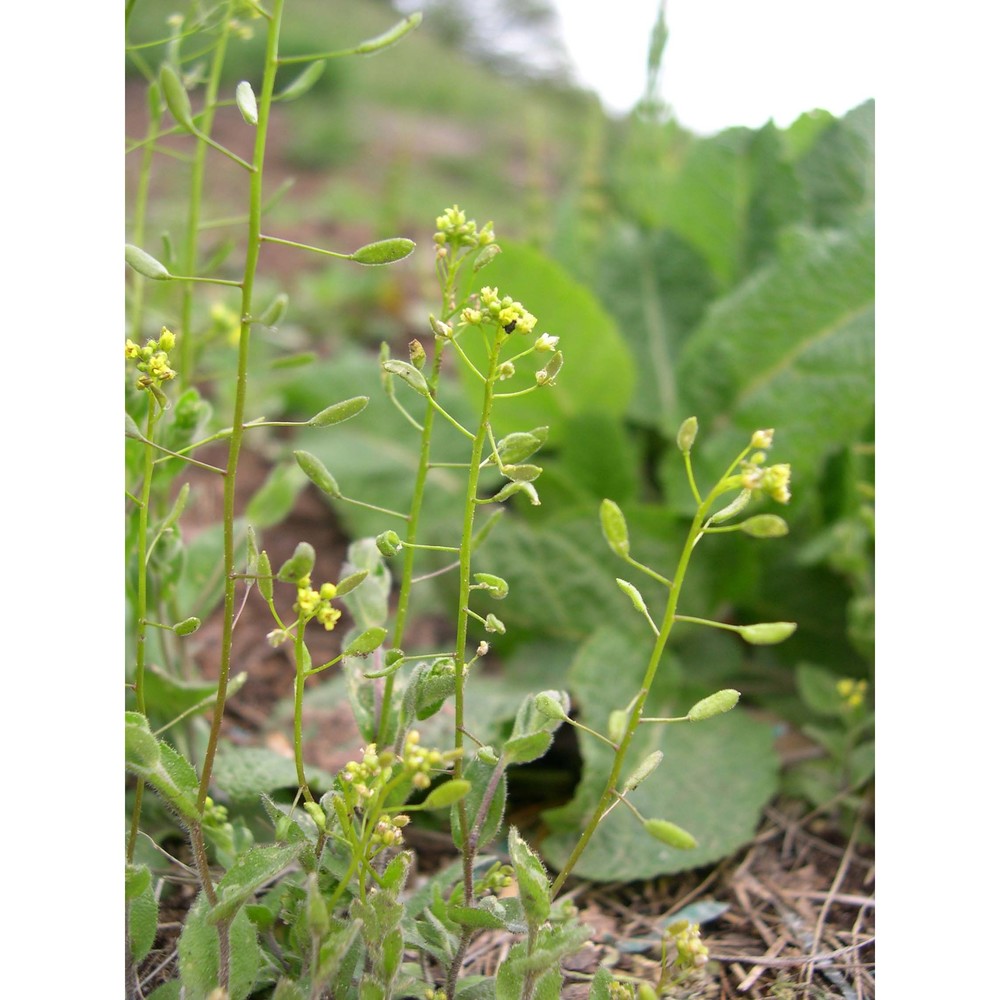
{"left": 549, "top": 480, "right": 732, "bottom": 898}
{"left": 179, "top": 2, "right": 234, "bottom": 386}
{"left": 127, "top": 401, "right": 158, "bottom": 863}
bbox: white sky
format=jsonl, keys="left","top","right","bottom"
{"left": 549, "top": 0, "right": 875, "bottom": 131}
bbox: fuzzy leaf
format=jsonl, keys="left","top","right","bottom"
{"left": 213, "top": 746, "right": 332, "bottom": 804}
{"left": 178, "top": 894, "right": 259, "bottom": 1000}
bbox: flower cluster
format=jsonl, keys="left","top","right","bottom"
{"left": 462, "top": 286, "right": 537, "bottom": 336}
{"left": 668, "top": 918, "right": 709, "bottom": 971}
{"left": 294, "top": 576, "right": 342, "bottom": 631}
{"left": 401, "top": 728, "right": 449, "bottom": 791}
{"left": 739, "top": 429, "right": 792, "bottom": 504}
{"left": 340, "top": 743, "right": 396, "bottom": 807}
{"left": 125, "top": 327, "right": 177, "bottom": 389}
{"left": 474, "top": 861, "right": 514, "bottom": 896}
{"left": 836, "top": 677, "right": 868, "bottom": 710}
{"left": 433, "top": 205, "right": 495, "bottom": 253}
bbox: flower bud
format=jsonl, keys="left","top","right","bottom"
{"left": 404, "top": 337, "right": 426, "bottom": 370}
{"left": 616, "top": 578, "right": 648, "bottom": 616}
{"left": 687, "top": 688, "right": 740, "bottom": 721}
{"left": 235, "top": 80, "right": 258, "bottom": 124}
{"left": 751, "top": 428, "right": 774, "bottom": 449}
{"left": 473, "top": 572, "right": 509, "bottom": 599}
{"left": 607, "top": 709, "right": 628, "bottom": 744}
{"left": 676, "top": 416, "right": 699, "bottom": 454}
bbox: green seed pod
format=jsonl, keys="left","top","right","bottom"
{"left": 277, "top": 541, "right": 316, "bottom": 583}
{"left": 294, "top": 450, "right": 341, "bottom": 498}
{"left": 307, "top": 395, "right": 369, "bottom": 427}
{"left": 172, "top": 616, "right": 201, "bottom": 636}
{"left": 274, "top": 60, "right": 326, "bottom": 102}
{"left": 676, "top": 415, "right": 699, "bottom": 454}
{"left": 623, "top": 751, "right": 663, "bottom": 792}
{"left": 352, "top": 12, "right": 422, "bottom": 54}
{"left": 334, "top": 569, "right": 368, "bottom": 598}
{"left": 600, "top": 499, "right": 630, "bottom": 558}
{"left": 158, "top": 62, "right": 195, "bottom": 132}
{"left": 473, "top": 572, "right": 509, "bottom": 599}
{"left": 534, "top": 692, "right": 569, "bottom": 722}
{"left": 125, "top": 413, "right": 145, "bottom": 440}
{"left": 473, "top": 243, "right": 502, "bottom": 271}
{"left": 687, "top": 688, "right": 740, "bottom": 721}
{"left": 376, "top": 530, "right": 403, "bottom": 556}
{"left": 500, "top": 463, "right": 542, "bottom": 483}
{"left": 484, "top": 614, "right": 506, "bottom": 635}
{"left": 257, "top": 292, "right": 289, "bottom": 327}
{"left": 125, "top": 244, "right": 170, "bottom": 280}
{"left": 349, "top": 238, "right": 416, "bottom": 266}
{"left": 343, "top": 627, "right": 388, "bottom": 657}
{"left": 477, "top": 745, "right": 499, "bottom": 765}
{"left": 235, "top": 80, "right": 258, "bottom": 124}
{"left": 535, "top": 350, "right": 563, "bottom": 384}
{"left": 737, "top": 621, "right": 798, "bottom": 645}
{"left": 495, "top": 428, "right": 548, "bottom": 465}
{"left": 303, "top": 801, "right": 326, "bottom": 831}
{"left": 422, "top": 778, "right": 471, "bottom": 810}
{"left": 708, "top": 488, "right": 753, "bottom": 525}
{"left": 382, "top": 359, "right": 429, "bottom": 396}
{"left": 738, "top": 514, "right": 789, "bottom": 538}
{"left": 616, "top": 578, "right": 648, "bottom": 616}
{"left": 607, "top": 709, "right": 628, "bottom": 744}
{"left": 643, "top": 818, "right": 698, "bottom": 850}
{"left": 257, "top": 551, "right": 273, "bottom": 602}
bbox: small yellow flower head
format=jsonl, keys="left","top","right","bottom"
{"left": 479, "top": 286, "right": 500, "bottom": 310}
{"left": 836, "top": 677, "right": 868, "bottom": 709}
{"left": 497, "top": 361, "right": 516, "bottom": 381}
{"left": 296, "top": 586, "right": 321, "bottom": 615}
{"left": 761, "top": 463, "right": 792, "bottom": 504}
{"left": 669, "top": 919, "right": 709, "bottom": 970}
{"left": 124, "top": 339, "right": 140, "bottom": 359}
{"left": 158, "top": 326, "right": 176, "bottom": 351}
{"left": 534, "top": 332, "right": 559, "bottom": 352}
{"left": 461, "top": 307, "right": 483, "bottom": 326}
{"left": 751, "top": 428, "right": 775, "bottom": 450}
{"left": 319, "top": 582, "right": 337, "bottom": 600}
{"left": 317, "top": 606, "right": 341, "bottom": 631}
{"left": 434, "top": 205, "right": 480, "bottom": 248}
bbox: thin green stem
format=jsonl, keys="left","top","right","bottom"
{"left": 549, "top": 479, "right": 734, "bottom": 898}
{"left": 127, "top": 400, "right": 158, "bottom": 863}
{"left": 293, "top": 619, "right": 315, "bottom": 802}
{"left": 179, "top": 3, "right": 234, "bottom": 385}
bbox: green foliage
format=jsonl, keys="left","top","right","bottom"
{"left": 125, "top": 1, "right": 871, "bottom": 995}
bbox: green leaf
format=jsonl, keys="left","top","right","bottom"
{"left": 207, "top": 844, "right": 298, "bottom": 925}
{"left": 508, "top": 827, "right": 550, "bottom": 928}
{"left": 213, "top": 746, "right": 333, "bottom": 804}
{"left": 676, "top": 211, "right": 874, "bottom": 496}
{"left": 178, "top": 894, "right": 259, "bottom": 1000}
{"left": 587, "top": 967, "right": 615, "bottom": 1000}
{"left": 502, "top": 730, "right": 553, "bottom": 765}
{"left": 541, "top": 626, "right": 779, "bottom": 878}
{"left": 458, "top": 242, "right": 635, "bottom": 445}
{"left": 128, "top": 869, "right": 158, "bottom": 963}
{"left": 338, "top": 538, "right": 391, "bottom": 630}
{"left": 245, "top": 461, "right": 306, "bottom": 529}
{"left": 451, "top": 756, "right": 506, "bottom": 851}
{"left": 795, "top": 662, "right": 847, "bottom": 716}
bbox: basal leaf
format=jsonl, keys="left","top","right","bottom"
{"left": 675, "top": 210, "right": 874, "bottom": 496}
{"left": 213, "top": 745, "right": 332, "bottom": 804}
{"left": 207, "top": 843, "right": 298, "bottom": 925}
{"left": 540, "top": 626, "right": 779, "bottom": 879}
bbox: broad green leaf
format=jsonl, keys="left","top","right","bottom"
{"left": 142, "top": 665, "right": 239, "bottom": 724}
{"left": 541, "top": 626, "right": 779, "bottom": 879}
{"left": 212, "top": 745, "right": 332, "bottom": 804}
{"left": 458, "top": 242, "right": 635, "bottom": 445}
{"left": 502, "top": 730, "right": 553, "bottom": 765}
{"left": 339, "top": 538, "right": 391, "bottom": 631}
{"left": 128, "top": 871, "right": 158, "bottom": 963}
{"left": 451, "top": 756, "right": 506, "bottom": 852}
{"left": 207, "top": 844, "right": 298, "bottom": 925}
{"left": 178, "top": 894, "right": 259, "bottom": 1000}
{"left": 587, "top": 967, "right": 615, "bottom": 1000}
{"left": 796, "top": 662, "right": 848, "bottom": 716}
{"left": 675, "top": 210, "right": 874, "bottom": 496}
{"left": 146, "top": 983, "right": 181, "bottom": 1000}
